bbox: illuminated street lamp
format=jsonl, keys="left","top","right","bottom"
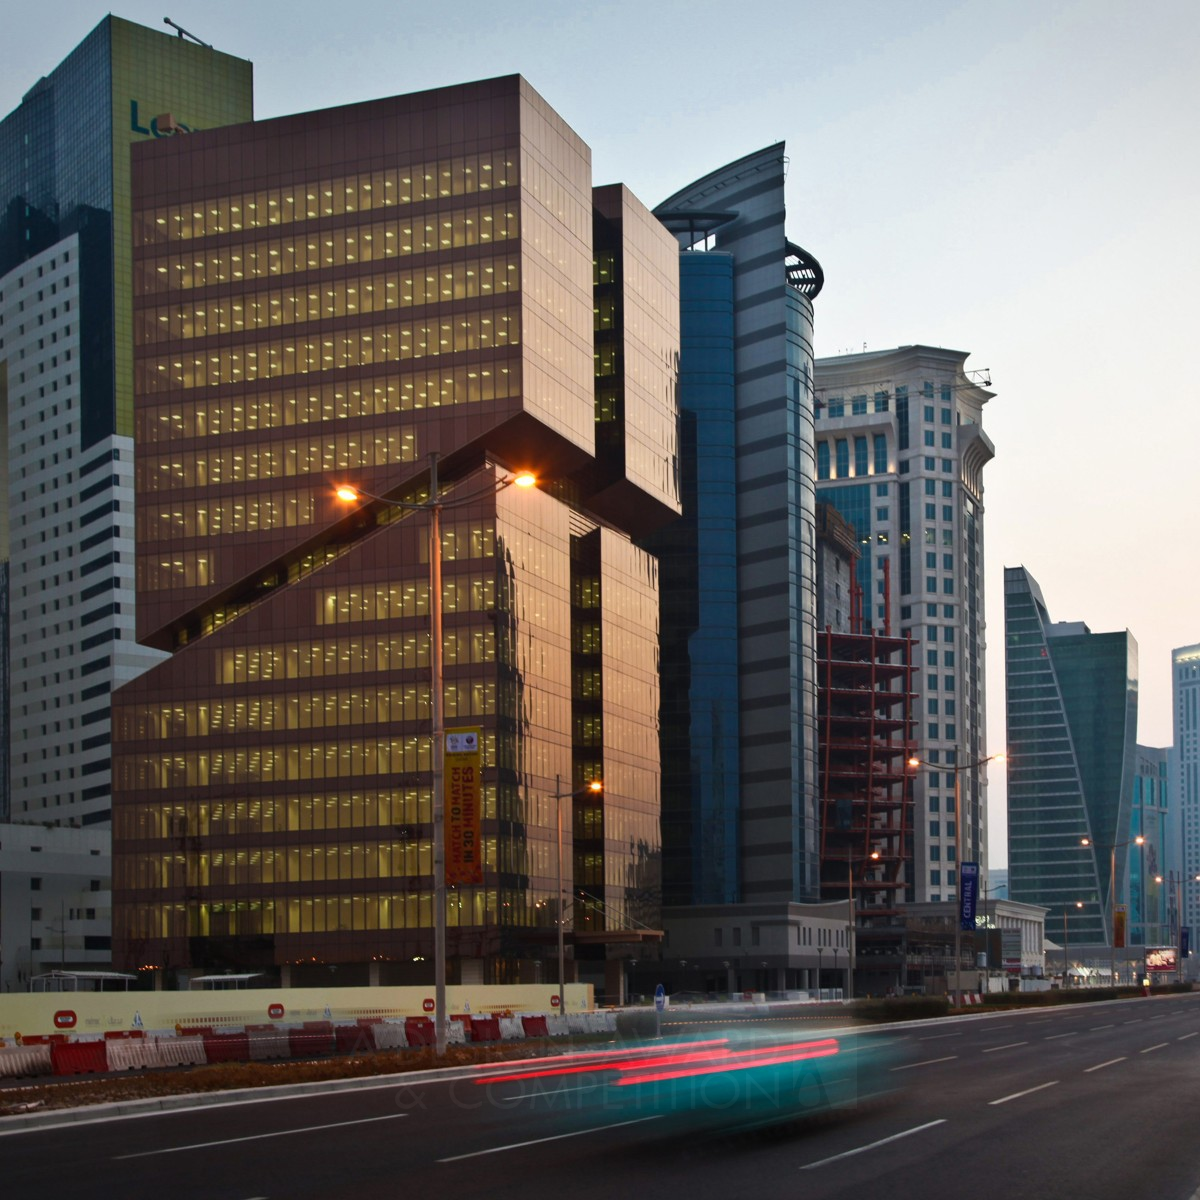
{"left": 1154, "top": 872, "right": 1200, "bottom": 982}
{"left": 1081, "top": 834, "right": 1144, "bottom": 987}
{"left": 908, "top": 751, "right": 1005, "bottom": 1005}
{"left": 550, "top": 776, "right": 602, "bottom": 1014}
{"left": 336, "top": 454, "right": 535, "bottom": 1055}
{"left": 1062, "top": 901, "right": 1083, "bottom": 986}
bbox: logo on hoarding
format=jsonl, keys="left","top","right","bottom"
{"left": 423, "top": 998, "right": 435, "bottom": 1013}
{"left": 53, "top": 1010, "right": 77, "bottom": 1029}
{"left": 267, "top": 1003, "right": 285, "bottom": 1020}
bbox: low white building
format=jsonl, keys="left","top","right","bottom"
{"left": 0, "top": 822, "right": 111, "bottom": 991}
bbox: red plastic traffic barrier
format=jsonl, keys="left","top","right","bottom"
{"left": 521, "top": 1015, "right": 549, "bottom": 1038}
{"left": 288, "top": 1021, "right": 335, "bottom": 1058}
{"left": 51, "top": 1040, "right": 107, "bottom": 1076}
{"left": 202, "top": 1033, "right": 251, "bottom": 1063}
{"left": 404, "top": 1017, "right": 435, "bottom": 1046}
{"left": 335, "top": 1024, "right": 377, "bottom": 1053}
{"left": 469, "top": 1016, "right": 501, "bottom": 1043}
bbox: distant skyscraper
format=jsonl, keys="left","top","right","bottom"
{"left": 1005, "top": 566, "right": 1138, "bottom": 944}
{"left": 112, "top": 76, "right": 678, "bottom": 992}
{"left": 814, "top": 346, "right": 995, "bottom": 902}
{"left": 1173, "top": 643, "right": 1200, "bottom": 948}
{"left": 1129, "top": 746, "right": 1171, "bottom": 945}
{"left": 0, "top": 16, "right": 253, "bottom": 828}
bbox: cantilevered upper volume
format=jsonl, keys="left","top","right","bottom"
{"left": 113, "top": 75, "right": 678, "bottom": 988}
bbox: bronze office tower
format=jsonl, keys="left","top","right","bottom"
{"left": 112, "top": 77, "right": 679, "bottom": 991}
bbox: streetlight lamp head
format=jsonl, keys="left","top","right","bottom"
{"left": 992, "top": 752, "right": 1007, "bottom": 765}
{"left": 587, "top": 780, "right": 603, "bottom": 793}
{"left": 335, "top": 485, "right": 360, "bottom": 503}
{"left": 512, "top": 471, "right": 537, "bottom": 488}
{"left": 1134, "top": 835, "right": 1145, "bottom": 845}
{"left": 907, "top": 756, "right": 921, "bottom": 769}
{"left": 1081, "top": 837, "right": 1092, "bottom": 846}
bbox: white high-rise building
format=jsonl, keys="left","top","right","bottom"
{"left": 814, "top": 345, "right": 995, "bottom": 903}
{"left": 0, "top": 238, "right": 167, "bottom": 828}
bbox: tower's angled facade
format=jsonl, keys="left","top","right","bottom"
{"left": 1005, "top": 566, "right": 1138, "bottom": 944}
{"left": 112, "top": 77, "right": 679, "bottom": 991}
{"left": 814, "top": 346, "right": 995, "bottom": 902}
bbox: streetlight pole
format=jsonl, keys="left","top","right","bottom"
{"left": 846, "top": 849, "right": 879, "bottom": 1002}
{"left": 337, "top": 455, "right": 535, "bottom": 1056}
{"left": 908, "top": 751, "right": 1004, "bottom": 1006}
{"left": 550, "top": 775, "right": 602, "bottom": 1014}
{"left": 1081, "top": 834, "right": 1143, "bottom": 991}
{"left": 429, "top": 455, "right": 446, "bottom": 1056}
{"left": 1062, "top": 901, "right": 1082, "bottom": 987}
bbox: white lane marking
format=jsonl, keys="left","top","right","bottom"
{"left": 1084, "top": 1057, "right": 1127, "bottom": 1073}
{"left": 1123, "top": 1019, "right": 1144, "bottom": 1025}
{"left": 1044, "top": 1032, "right": 1077, "bottom": 1040}
{"left": 919, "top": 1032, "right": 963, "bottom": 1041}
{"left": 1178, "top": 1032, "right": 1199, "bottom": 1041}
{"left": 113, "top": 1113, "right": 405, "bottom": 1160}
{"left": 989, "top": 1081, "right": 1058, "bottom": 1106}
{"left": 891, "top": 1056, "right": 958, "bottom": 1072}
{"left": 799, "top": 1120, "right": 947, "bottom": 1170}
{"left": 1141, "top": 1043, "right": 1169, "bottom": 1054}
{"left": 982, "top": 1041, "right": 1028, "bottom": 1053}
{"left": 1090, "top": 1024, "right": 1114, "bottom": 1031}
{"left": 437, "top": 1115, "right": 663, "bottom": 1162}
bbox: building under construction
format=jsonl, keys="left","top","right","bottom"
{"left": 816, "top": 503, "right": 917, "bottom": 995}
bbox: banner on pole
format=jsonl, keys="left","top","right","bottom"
{"left": 960, "top": 861, "right": 980, "bottom": 931}
{"left": 445, "top": 727, "right": 483, "bottom": 885}
{"left": 1114, "top": 903, "right": 1127, "bottom": 949}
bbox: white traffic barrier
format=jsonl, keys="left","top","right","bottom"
{"left": 372, "top": 1021, "right": 408, "bottom": 1050}
{"left": 0, "top": 1043, "right": 53, "bottom": 1078}
{"left": 104, "top": 1038, "right": 162, "bottom": 1071}
{"left": 446, "top": 1019, "right": 467, "bottom": 1045}
{"left": 498, "top": 1016, "right": 525, "bottom": 1041}
{"left": 247, "top": 1028, "right": 289, "bottom": 1060}
{"left": 544, "top": 1015, "right": 570, "bottom": 1037}
{"left": 152, "top": 1036, "right": 207, "bottom": 1067}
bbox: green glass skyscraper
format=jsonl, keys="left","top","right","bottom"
{"left": 1005, "top": 566, "right": 1138, "bottom": 946}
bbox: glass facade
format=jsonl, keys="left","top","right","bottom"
{"left": 1129, "top": 747, "right": 1170, "bottom": 945}
{"left": 651, "top": 145, "right": 823, "bottom": 910}
{"left": 112, "top": 76, "right": 677, "bottom": 983}
{"left": 1005, "top": 566, "right": 1138, "bottom": 942}
{"left": 641, "top": 252, "right": 740, "bottom": 906}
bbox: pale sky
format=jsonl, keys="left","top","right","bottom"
{"left": 4, "top": 1, "right": 1198, "bottom": 866}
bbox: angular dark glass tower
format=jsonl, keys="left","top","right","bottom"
{"left": 111, "top": 77, "right": 679, "bottom": 991}
{"left": 1005, "top": 565, "right": 1138, "bottom": 944}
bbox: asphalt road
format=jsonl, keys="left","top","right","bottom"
{"left": 3, "top": 995, "right": 1200, "bottom": 1200}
